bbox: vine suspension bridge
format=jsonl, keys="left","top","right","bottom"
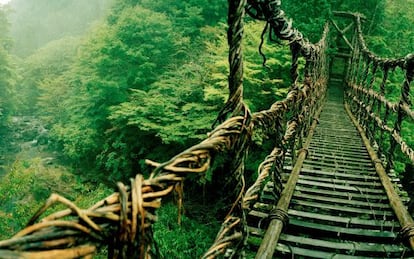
{"left": 0, "top": 0, "right": 413, "bottom": 258}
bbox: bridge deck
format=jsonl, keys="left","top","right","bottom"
{"left": 247, "top": 87, "right": 412, "bottom": 258}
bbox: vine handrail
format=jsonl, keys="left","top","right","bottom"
{"left": 344, "top": 11, "right": 414, "bottom": 249}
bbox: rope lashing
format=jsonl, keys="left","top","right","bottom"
{"left": 268, "top": 208, "right": 289, "bottom": 227}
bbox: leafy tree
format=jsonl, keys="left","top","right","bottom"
{"left": 283, "top": 0, "right": 332, "bottom": 41}
{"left": 15, "top": 36, "right": 80, "bottom": 115}
{"left": 101, "top": 21, "right": 292, "bottom": 180}
{"left": 0, "top": 6, "right": 13, "bottom": 126}
{"left": 46, "top": 6, "right": 190, "bottom": 175}
{"left": 376, "top": 0, "right": 414, "bottom": 56}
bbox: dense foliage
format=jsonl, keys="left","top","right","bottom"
{"left": 0, "top": 7, "right": 13, "bottom": 128}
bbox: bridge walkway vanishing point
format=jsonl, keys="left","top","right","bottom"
{"left": 247, "top": 85, "right": 413, "bottom": 258}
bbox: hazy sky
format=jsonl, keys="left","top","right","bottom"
{"left": 0, "top": 0, "right": 11, "bottom": 5}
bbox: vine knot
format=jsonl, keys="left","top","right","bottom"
{"left": 268, "top": 208, "right": 289, "bottom": 227}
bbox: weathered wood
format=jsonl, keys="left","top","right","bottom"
{"left": 307, "top": 153, "right": 372, "bottom": 164}
{"left": 308, "top": 142, "right": 367, "bottom": 152}
{"left": 296, "top": 179, "right": 384, "bottom": 194}
{"left": 307, "top": 148, "right": 371, "bottom": 159}
{"left": 250, "top": 227, "right": 404, "bottom": 254}
{"left": 290, "top": 199, "right": 394, "bottom": 217}
{"left": 302, "top": 159, "right": 375, "bottom": 171}
{"left": 297, "top": 174, "right": 382, "bottom": 187}
{"left": 254, "top": 110, "right": 321, "bottom": 259}
{"left": 285, "top": 167, "right": 379, "bottom": 180}
{"left": 345, "top": 103, "right": 414, "bottom": 250}
{"left": 248, "top": 208, "right": 399, "bottom": 229}
{"left": 280, "top": 234, "right": 404, "bottom": 254}
{"left": 276, "top": 244, "right": 380, "bottom": 259}
{"left": 288, "top": 209, "right": 399, "bottom": 228}
{"left": 293, "top": 185, "right": 389, "bottom": 202}
{"left": 289, "top": 218, "right": 397, "bottom": 238}
{"left": 293, "top": 192, "right": 390, "bottom": 208}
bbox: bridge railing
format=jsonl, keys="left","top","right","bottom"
{"left": 345, "top": 14, "right": 414, "bottom": 175}
{"left": 344, "top": 13, "right": 414, "bottom": 249}
{"left": 0, "top": 1, "right": 329, "bottom": 258}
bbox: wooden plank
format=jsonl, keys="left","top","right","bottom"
{"left": 309, "top": 143, "right": 367, "bottom": 153}
{"left": 293, "top": 192, "right": 391, "bottom": 208}
{"left": 311, "top": 135, "right": 364, "bottom": 143}
{"left": 308, "top": 152, "right": 372, "bottom": 164}
{"left": 297, "top": 174, "right": 382, "bottom": 187}
{"left": 248, "top": 209, "right": 399, "bottom": 229}
{"left": 284, "top": 167, "right": 379, "bottom": 180}
{"left": 279, "top": 234, "right": 404, "bottom": 254}
{"left": 275, "top": 243, "right": 396, "bottom": 259}
{"left": 311, "top": 133, "right": 362, "bottom": 140}
{"left": 309, "top": 147, "right": 371, "bottom": 158}
{"left": 303, "top": 159, "right": 374, "bottom": 171}
{"left": 249, "top": 228, "right": 404, "bottom": 255}
{"left": 307, "top": 153, "right": 373, "bottom": 165}
{"left": 296, "top": 179, "right": 385, "bottom": 194}
{"left": 288, "top": 209, "right": 399, "bottom": 228}
{"left": 312, "top": 136, "right": 363, "bottom": 143}
{"left": 265, "top": 181, "right": 388, "bottom": 201}
{"left": 290, "top": 199, "right": 394, "bottom": 217}
{"left": 293, "top": 185, "right": 389, "bottom": 202}
{"left": 301, "top": 164, "right": 375, "bottom": 175}
{"left": 288, "top": 218, "right": 397, "bottom": 238}
{"left": 308, "top": 146, "right": 370, "bottom": 156}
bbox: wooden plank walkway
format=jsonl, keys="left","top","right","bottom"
{"left": 247, "top": 88, "right": 413, "bottom": 258}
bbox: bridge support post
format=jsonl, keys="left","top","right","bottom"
{"left": 255, "top": 110, "right": 322, "bottom": 259}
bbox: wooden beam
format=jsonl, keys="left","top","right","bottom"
{"left": 254, "top": 107, "right": 322, "bottom": 259}
{"left": 345, "top": 102, "right": 414, "bottom": 250}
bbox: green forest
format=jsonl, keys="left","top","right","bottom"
{"left": 0, "top": 0, "right": 413, "bottom": 258}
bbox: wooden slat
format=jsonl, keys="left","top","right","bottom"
{"left": 280, "top": 234, "right": 404, "bottom": 254}
{"left": 249, "top": 228, "right": 404, "bottom": 255}
{"left": 301, "top": 164, "right": 376, "bottom": 175}
{"left": 309, "top": 141, "right": 367, "bottom": 152}
{"left": 293, "top": 185, "right": 389, "bottom": 202}
{"left": 285, "top": 167, "right": 378, "bottom": 180}
{"left": 288, "top": 209, "right": 399, "bottom": 228}
{"left": 264, "top": 181, "right": 388, "bottom": 201}
{"left": 307, "top": 154, "right": 373, "bottom": 166}
{"left": 290, "top": 199, "right": 394, "bottom": 217}
{"left": 276, "top": 243, "right": 395, "bottom": 259}
{"left": 308, "top": 147, "right": 371, "bottom": 159}
{"left": 248, "top": 209, "right": 398, "bottom": 229}
{"left": 311, "top": 135, "right": 363, "bottom": 144}
{"left": 297, "top": 174, "right": 382, "bottom": 187}
{"left": 288, "top": 218, "right": 397, "bottom": 238}
{"left": 297, "top": 179, "right": 385, "bottom": 194}
{"left": 312, "top": 137, "right": 364, "bottom": 144}
{"left": 293, "top": 192, "right": 390, "bottom": 208}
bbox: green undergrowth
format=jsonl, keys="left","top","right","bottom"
{"left": 0, "top": 157, "right": 221, "bottom": 257}
{"left": 0, "top": 157, "right": 112, "bottom": 239}
{"left": 154, "top": 201, "right": 221, "bottom": 258}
